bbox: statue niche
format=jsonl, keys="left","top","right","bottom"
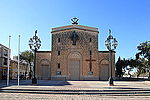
{"left": 70, "top": 31, "right": 79, "bottom": 45}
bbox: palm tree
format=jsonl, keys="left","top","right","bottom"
{"left": 20, "top": 50, "right": 34, "bottom": 79}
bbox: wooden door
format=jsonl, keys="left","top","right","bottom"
{"left": 41, "top": 65, "right": 50, "bottom": 80}
{"left": 69, "top": 60, "right": 80, "bottom": 80}
{"left": 100, "top": 64, "right": 109, "bottom": 80}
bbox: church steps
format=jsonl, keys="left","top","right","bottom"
{"left": 1, "top": 88, "right": 150, "bottom": 96}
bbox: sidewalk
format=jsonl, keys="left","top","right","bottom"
{"left": 0, "top": 80, "right": 150, "bottom": 99}
{"left": 0, "top": 80, "right": 150, "bottom": 92}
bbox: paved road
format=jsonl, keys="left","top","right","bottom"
{"left": 0, "top": 80, "right": 150, "bottom": 100}
{"left": 0, "top": 93, "right": 150, "bottom": 100}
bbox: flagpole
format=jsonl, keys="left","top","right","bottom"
{"left": 18, "top": 35, "right": 20, "bottom": 86}
{"left": 7, "top": 35, "right": 11, "bottom": 86}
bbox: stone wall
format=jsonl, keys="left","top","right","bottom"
{"left": 36, "top": 51, "right": 51, "bottom": 79}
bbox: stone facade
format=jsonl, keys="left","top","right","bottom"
{"left": 36, "top": 24, "right": 115, "bottom": 80}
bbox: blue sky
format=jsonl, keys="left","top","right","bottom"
{"left": 0, "top": 0, "right": 149, "bottom": 60}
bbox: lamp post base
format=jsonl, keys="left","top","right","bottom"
{"left": 108, "top": 77, "right": 114, "bottom": 86}
{"left": 32, "top": 77, "right": 37, "bottom": 84}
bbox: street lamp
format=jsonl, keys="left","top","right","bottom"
{"left": 29, "top": 30, "right": 41, "bottom": 84}
{"left": 105, "top": 29, "right": 118, "bottom": 86}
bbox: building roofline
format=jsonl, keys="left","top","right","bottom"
{"left": 36, "top": 51, "right": 51, "bottom": 53}
{"left": 0, "top": 44, "right": 9, "bottom": 49}
{"left": 99, "top": 51, "right": 116, "bottom": 53}
{"left": 51, "top": 24, "right": 99, "bottom": 33}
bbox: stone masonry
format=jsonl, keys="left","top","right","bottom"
{"left": 36, "top": 23, "right": 115, "bottom": 80}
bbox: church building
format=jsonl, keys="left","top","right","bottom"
{"left": 36, "top": 18, "right": 115, "bottom": 80}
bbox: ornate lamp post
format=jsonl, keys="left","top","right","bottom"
{"left": 29, "top": 30, "right": 41, "bottom": 84}
{"left": 105, "top": 29, "right": 118, "bottom": 86}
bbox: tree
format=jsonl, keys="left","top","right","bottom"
{"left": 137, "top": 41, "right": 150, "bottom": 60}
{"left": 122, "top": 59, "right": 135, "bottom": 78}
{"left": 20, "top": 50, "right": 34, "bottom": 79}
{"left": 116, "top": 57, "right": 122, "bottom": 77}
{"left": 136, "top": 58, "right": 147, "bottom": 78}
{"left": 136, "top": 41, "right": 150, "bottom": 78}
{"left": 116, "top": 57, "right": 123, "bottom": 78}
{"left": 116, "top": 57, "right": 129, "bottom": 78}
{"left": 120, "top": 58, "right": 138, "bottom": 78}
{"left": 122, "top": 58, "right": 129, "bottom": 74}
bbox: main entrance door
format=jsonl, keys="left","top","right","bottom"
{"left": 68, "top": 52, "right": 82, "bottom": 80}
{"left": 69, "top": 60, "right": 80, "bottom": 80}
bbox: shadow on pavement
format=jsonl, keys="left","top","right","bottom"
{"left": 0, "top": 80, "right": 72, "bottom": 87}
{"left": 36, "top": 80, "right": 72, "bottom": 86}
{"left": 104, "top": 87, "right": 144, "bottom": 90}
